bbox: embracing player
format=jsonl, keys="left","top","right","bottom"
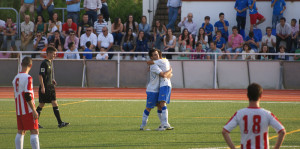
{"left": 222, "top": 83, "right": 285, "bottom": 149}
{"left": 12, "top": 57, "right": 40, "bottom": 149}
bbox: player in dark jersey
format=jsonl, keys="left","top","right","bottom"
{"left": 36, "top": 46, "right": 69, "bottom": 128}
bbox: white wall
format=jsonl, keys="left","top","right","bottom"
{"left": 181, "top": 1, "right": 300, "bottom": 35}
{"left": 143, "top": 0, "right": 159, "bottom": 28}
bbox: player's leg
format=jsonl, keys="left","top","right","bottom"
{"left": 29, "top": 129, "right": 39, "bottom": 149}
{"left": 156, "top": 103, "right": 163, "bottom": 125}
{"left": 140, "top": 92, "right": 158, "bottom": 130}
{"left": 255, "top": 13, "right": 265, "bottom": 26}
{"left": 158, "top": 86, "right": 173, "bottom": 130}
{"left": 51, "top": 100, "right": 69, "bottom": 128}
{"left": 15, "top": 130, "right": 25, "bottom": 149}
{"left": 140, "top": 107, "right": 152, "bottom": 130}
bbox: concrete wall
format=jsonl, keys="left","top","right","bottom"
{"left": 53, "top": 60, "right": 84, "bottom": 86}
{"left": 120, "top": 61, "right": 148, "bottom": 88}
{"left": 282, "top": 62, "right": 300, "bottom": 89}
{"left": 0, "top": 59, "right": 19, "bottom": 86}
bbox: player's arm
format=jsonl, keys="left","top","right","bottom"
{"left": 159, "top": 67, "right": 172, "bottom": 78}
{"left": 24, "top": 93, "right": 38, "bottom": 119}
{"left": 147, "top": 60, "right": 154, "bottom": 65}
{"left": 274, "top": 129, "right": 286, "bottom": 149}
{"left": 222, "top": 129, "right": 236, "bottom": 149}
{"left": 39, "top": 75, "right": 45, "bottom": 94}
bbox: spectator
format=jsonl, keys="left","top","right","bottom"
{"left": 65, "top": 31, "right": 80, "bottom": 50}
{"left": 83, "top": 41, "right": 93, "bottom": 59}
{"left": 84, "top": 0, "right": 102, "bottom": 24}
{"left": 178, "top": 28, "right": 193, "bottom": 53}
{"left": 35, "top": 15, "right": 47, "bottom": 36}
{"left": 178, "top": 13, "right": 197, "bottom": 38}
{"left": 64, "top": 42, "right": 80, "bottom": 59}
{"left": 190, "top": 42, "right": 206, "bottom": 60}
{"left": 201, "top": 16, "right": 214, "bottom": 43}
{"left": 120, "top": 28, "right": 136, "bottom": 60}
{"left": 234, "top": 0, "right": 248, "bottom": 35}
{"left": 241, "top": 43, "right": 255, "bottom": 60}
{"left": 96, "top": 47, "right": 108, "bottom": 60}
{"left": 100, "top": 0, "right": 110, "bottom": 22}
{"left": 262, "top": 27, "right": 276, "bottom": 57}
{"left": 20, "top": 15, "right": 34, "bottom": 51}
{"left": 53, "top": 13, "right": 62, "bottom": 32}
{"left": 50, "top": 30, "right": 65, "bottom": 52}
{"left": 94, "top": 14, "right": 108, "bottom": 36}
{"left": 47, "top": 19, "right": 58, "bottom": 38}
{"left": 245, "top": 31, "right": 259, "bottom": 53}
{"left": 213, "top": 30, "right": 226, "bottom": 52}
{"left": 78, "top": 14, "right": 93, "bottom": 37}
{"left": 124, "top": 15, "right": 139, "bottom": 37}
{"left": 66, "top": 0, "right": 81, "bottom": 25}
{"left": 248, "top": 0, "right": 265, "bottom": 32}
{"left": 258, "top": 44, "right": 272, "bottom": 60}
{"left": 139, "top": 16, "right": 151, "bottom": 40}
{"left": 41, "top": 42, "right": 64, "bottom": 59}
{"left": 80, "top": 27, "right": 97, "bottom": 50}
{"left": 135, "top": 31, "right": 148, "bottom": 60}
{"left": 20, "top": 0, "right": 36, "bottom": 22}
{"left": 271, "top": 0, "right": 286, "bottom": 29}
{"left": 2, "top": 18, "right": 17, "bottom": 51}
{"left": 275, "top": 45, "right": 289, "bottom": 60}
{"left": 214, "top": 12, "right": 229, "bottom": 41}
{"left": 163, "top": 28, "right": 176, "bottom": 59}
{"left": 294, "top": 43, "right": 300, "bottom": 60}
{"left": 97, "top": 26, "right": 114, "bottom": 59}
{"left": 0, "top": 19, "right": 5, "bottom": 49}
{"left": 226, "top": 26, "right": 244, "bottom": 60}
{"left": 32, "top": 32, "right": 48, "bottom": 58}
{"left": 207, "top": 41, "right": 222, "bottom": 60}
{"left": 37, "top": 0, "right": 54, "bottom": 20}
{"left": 62, "top": 17, "right": 78, "bottom": 37}
{"left": 166, "top": 0, "right": 182, "bottom": 31}
{"left": 111, "top": 17, "right": 124, "bottom": 46}
{"left": 276, "top": 17, "right": 292, "bottom": 52}
{"left": 291, "top": 19, "right": 299, "bottom": 51}
{"left": 195, "top": 27, "right": 209, "bottom": 50}
{"left": 153, "top": 20, "right": 167, "bottom": 50}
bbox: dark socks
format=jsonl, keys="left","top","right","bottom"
{"left": 36, "top": 106, "right": 42, "bottom": 117}
{"left": 53, "top": 107, "right": 62, "bottom": 124}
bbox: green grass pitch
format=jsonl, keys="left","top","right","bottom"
{"left": 0, "top": 99, "right": 299, "bottom": 148}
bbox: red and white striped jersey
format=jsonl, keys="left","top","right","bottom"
{"left": 12, "top": 73, "right": 35, "bottom": 116}
{"left": 224, "top": 107, "right": 285, "bottom": 149}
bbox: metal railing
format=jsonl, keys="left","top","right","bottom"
{"left": 0, "top": 7, "right": 20, "bottom": 38}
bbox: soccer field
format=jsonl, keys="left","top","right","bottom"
{"left": 0, "top": 98, "right": 300, "bottom": 149}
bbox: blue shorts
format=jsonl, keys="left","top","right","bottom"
{"left": 158, "top": 86, "right": 172, "bottom": 104}
{"left": 146, "top": 92, "right": 159, "bottom": 109}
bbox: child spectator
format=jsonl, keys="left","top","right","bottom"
{"left": 214, "top": 12, "right": 229, "bottom": 41}
{"left": 258, "top": 44, "right": 271, "bottom": 60}
{"left": 201, "top": 16, "right": 214, "bottom": 43}
{"left": 64, "top": 42, "right": 80, "bottom": 59}
{"left": 213, "top": 30, "right": 226, "bottom": 52}
{"left": 83, "top": 41, "right": 93, "bottom": 60}
{"left": 195, "top": 27, "right": 209, "bottom": 50}
{"left": 234, "top": 0, "right": 248, "bottom": 35}
{"left": 248, "top": 0, "right": 266, "bottom": 32}
{"left": 271, "top": 0, "right": 286, "bottom": 29}
{"left": 121, "top": 28, "right": 136, "bottom": 60}
{"left": 276, "top": 45, "right": 289, "bottom": 60}
{"left": 96, "top": 48, "right": 109, "bottom": 60}
{"left": 245, "top": 31, "right": 259, "bottom": 52}
{"left": 163, "top": 28, "right": 176, "bottom": 59}
{"left": 242, "top": 43, "right": 256, "bottom": 60}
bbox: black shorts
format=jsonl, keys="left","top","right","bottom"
{"left": 39, "top": 84, "right": 56, "bottom": 103}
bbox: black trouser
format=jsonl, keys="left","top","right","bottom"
{"left": 236, "top": 16, "right": 246, "bottom": 33}
{"left": 165, "top": 48, "right": 175, "bottom": 59}
{"left": 276, "top": 36, "right": 291, "bottom": 53}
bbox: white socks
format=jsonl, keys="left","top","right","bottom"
{"left": 30, "top": 134, "right": 40, "bottom": 149}
{"left": 141, "top": 109, "right": 149, "bottom": 127}
{"left": 162, "top": 106, "right": 169, "bottom": 126}
{"left": 157, "top": 110, "right": 163, "bottom": 125}
{"left": 15, "top": 133, "right": 24, "bottom": 149}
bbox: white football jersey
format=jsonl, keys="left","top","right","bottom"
{"left": 224, "top": 107, "right": 285, "bottom": 149}
{"left": 146, "top": 64, "right": 162, "bottom": 93}
{"left": 12, "top": 73, "right": 35, "bottom": 116}
{"left": 154, "top": 59, "right": 172, "bottom": 87}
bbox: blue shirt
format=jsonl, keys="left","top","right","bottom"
{"left": 235, "top": 0, "right": 248, "bottom": 17}
{"left": 167, "top": 0, "right": 182, "bottom": 7}
{"left": 272, "top": 0, "right": 286, "bottom": 15}
{"left": 245, "top": 36, "right": 258, "bottom": 49}
{"left": 139, "top": 23, "right": 150, "bottom": 34}
{"left": 24, "top": 0, "right": 34, "bottom": 3}
{"left": 66, "top": 0, "right": 81, "bottom": 12}
{"left": 213, "top": 36, "right": 226, "bottom": 49}
{"left": 248, "top": 0, "right": 258, "bottom": 14}
{"left": 201, "top": 23, "right": 214, "bottom": 35}
{"left": 83, "top": 48, "right": 93, "bottom": 59}
{"left": 214, "top": 20, "right": 229, "bottom": 37}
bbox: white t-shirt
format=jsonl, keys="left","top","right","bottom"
{"left": 224, "top": 107, "right": 285, "bottom": 149}
{"left": 164, "top": 35, "right": 176, "bottom": 46}
{"left": 0, "top": 20, "right": 6, "bottom": 34}
{"left": 97, "top": 33, "right": 114, "bottom": 48}
{"left": 64, "top": 49, "right": 80, "bottom": 59}
{"left": 262, "top": 35, "right": 276, "bottom": 48}
{"left": 154, "top": 59, "right": 172, "bottom": 87}
{"left": 96, "top": 53, "right": 108, "bottom": 60}
{"left": 80, "top": 33, "right": 98, "bottom": 48}
{"left": 42, "top": 0, "right": 54, "bottom": 6}
{"left": 146, "top": 64, "right": 162, "bottom": 93}
{"left": 195, "top": 35, "right": 209, "bottom": 48}
{"left": 48, "top": 25, "right": 58, "bottom": 33}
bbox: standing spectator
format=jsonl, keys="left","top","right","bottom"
{"left": 2, "top": 18, "right": 17, "bottom": 51}
{"left": 94, "top": 14, "right": 108, "bottom": 36}
{"left": 97, "top": 26, "right": 114, "bottom": 59}
{"left": 207, "top": 41, "right": 222, "bottom": 60}
{"left": 66, "top": 0, "right": 81, "bottom": 25}
{"left": 53, "top": 13, "right": 62, "bottom": 32}
{"left": 245, "top": 31, "right": 259, "bottom": 52}
{"left": 46, "top": 19, "right": 58, "bottom": 38}
{"left": 32, "top": 32, "right": 48, "bottom": 58}
{"left": 35, "top": 15, "right": 47, "bottom": 36}
{"left": 80, "top": 27, "right": 97, "bottom": 50}
{"left": 163, "top": 28, "right": 176, "bottom": 59}
{"left": 64, "top": 42, "right": 80, "bottom": 59}
{"left": 101, "top": 0, "right": 110, "bottom": 22}
{"left": 0, "top": 19, "right": 5, "bottom": 49}
{"left": 201, "top": 16, "right": 214, "bottom": 44}
{"left": 276, "top": 17, "right": 292, "bottom": 52}
{"left": 178, "top": 28, "right": 193, "bottom": 53}
{"left": 83, "top": 41, "right": 93, "bottom": 59}
{"left": 258, "top": 44, "right": 272, "bottom": 60}
{"left": 226, "top": 26, "right": 244, "bottom": 60}
{"left": 262, "top": 27, "right": 276, "bottom": 56}
{"left": 276, "top": 45, "right": 289, "bottom": 60}
{"left": 248, "top": 0, "right": 266, "bottom": 32}
{"left": 37, "top": 0, "right": 54, "bottom": 20}
{"left": 84, "top": 0, "right": 102, "bottom": 24}
{"left": 271, "top": 0, "right": 286, "bottom": 29}
{"left": 120, "top": 28, "right": 136, "bottom": 60}
{"left": 241, "top": 43, "right": 256, "bottom": 60}
{"left": 139, "top": 16, "right": 151, "bottom": 40}
{"left": 78, "top": 14, "right": 93, "bottom": 37}
{"left": 214, "top": 12, "right": 229, "bottom": 41}
{"left": 124, "top": 15, "right": 139, "bottom": 37}
{"left": 213, "top": 30, "right": 226, "bottom": 52}
{"left": 178, "top": 13, "right": 197, "bottom": 38}
{"left": 190, "top": 42, "right": 206, "bottom": 60}
{"left": 291, "top": 19, "right": 299, "bottom": 51}
{"left": 20, "top": 0, "right": 36, "bottom": 22}
{"left": 234, "top": 0, "right": 248, "bottom": 35}
{"left": 65, "top": 31, "right": 79, "bottom": 50}
{"left": 166, "top": 0, "right": 182, "bottom": 31}
{"left": 20, "top": 15, "right": 34, "bottom": 51}
{"left": 111, "top": 18, "right": 124, "bottom": 46}
{"left": 62, "top": 18, "right": 78, "bottom": 37}
{"left": 135, "top": 31, "right": 148, "bottom": 60}
{"left": 195, "top": 27, "right": 209, "bottom": 50}
{"left": 153, "top": 20, "right": 167, "bottom": 50}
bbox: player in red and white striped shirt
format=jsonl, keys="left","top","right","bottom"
{"left": 222, "top": 83, "right": 286, "bottom": 149}
{"left": 12, "top": 57, "right": 40, "bottom": 149}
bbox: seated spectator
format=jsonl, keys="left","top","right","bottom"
{"left": 275, "top": 45, "right": 289, "bottom": 60}
{"left": 94, "top": 14, "right": 108, "bottom": 36}
{"left": 163, "top": 28, "right": 176, "bottom": 59}
{"left": 50, "top": 30, "right": 65, "bottom": 52}
{"left": 135, "top": 31, "right": 148, "bottom": 60}
{"left": 32, "top": 32, "right": 48, "bottom": 58}
{"left": 139, "top": 16, "right": 151, "bottom": 40}
{"left": 245, "top": 31, "right": 259, "bottom": 53}
{"left": 178, "top": 13, "right": 197, "bottom": 38}
{"left": 37, "top": 0, "right": 54, "bottom": 20}
{"left": 241, "top": 43, "right": 255, "bottom": 60}
{"left": 0, "top": 19, "right": 5, "bottom": 49}
{"left": 190, "top": 42, "right": 206, "bottom": 60}
{"left": 101, "top": 0, "right": 110, "bottom": 22}
{"left": 291, "top": 18, "right": 299, "bottom": 51}
{"left": 120, "top": 28, "right": 136, "bottom": 60}
{"left": 64, "top": 42, "right": 80, "bottom": 59}
{"left": 96, "top": 47, "right": 108, "bottom": 60}
{"left": 53, "top": 13, "right": 62, "bottom": 32}
{"left": 178, "top": 28, "right": 193, "bottom": 53}
{"left": 20, "top": 15, "right": 34, "bottom": 51}
{"left": 97, "top": 26, "right": 114, "bottom": 59}
{"left": 78, "top": 14, "right": 93, "bottom": 37}
{"left": 47, "top": 19, "right": 58, "bottom": 38}
{"left": 214, "top": 12, "right": 229, "bottom": 41}
{"left": 276, "top": 17, "right": 292, "bottom": 53}
{"left": 65, "top": 31, "right": 79, "bottom": 50}
{"left": 213, "top": 30, "right": 226, "bottom": 51}
{"left": 111, "top": 17, "right": 124, "bottom": 46}
{"left": 41, "top": 42, "right": 64, "bottom": 59}
{"left": 84, "top": 0, "right": 102, "bottom": 24}
{"left": 124, "top": 15, "right": 139, "bottom": 37}
{"left": 294, "top": 46, "right": 300, "bottom": 60}
{"left": 62, "top": 17, "right": 77, "bottom": 37}
{"left": 226, "top": 26, "right": 244, "bottom": 60}
{"left": 20, "top": 0, "right": 36, "bottom": 22}
{"left": 80, "top": 27, "right": 97, "bottom": 50}
{"left": 195, "top": 27, "right": 209, "bottom": 50}
{"left": 262, "top": 27, "right": 276, "bottom": 58}
{"left": 258, "top": 44, "right": 271, "bottom": 60}
{"left": 83, "top": 41, "right": 93, "bottom": 60}
{"left": 207, "top": 41, "right": 222, "bottom": 60}
{"left": 201, "top": 16, "right": 214, "bottom": 43}
{"left": 35, "top": 15, "right": 47, "bottom": 36}
{"left": 153, "top": 20, "right": 167, "bottom": 50}
{"left": 2, "top": 18, "right": 17, "bottom": 51}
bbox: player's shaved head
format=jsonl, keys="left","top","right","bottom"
{"left": 46, "top": 46, "right": 57, "bottom": 54}
{"left": 247, "top": 83, "right": 263, "bottom": 102}
{"left": 21, "top": 57, "right": 32, "bottom": 67}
